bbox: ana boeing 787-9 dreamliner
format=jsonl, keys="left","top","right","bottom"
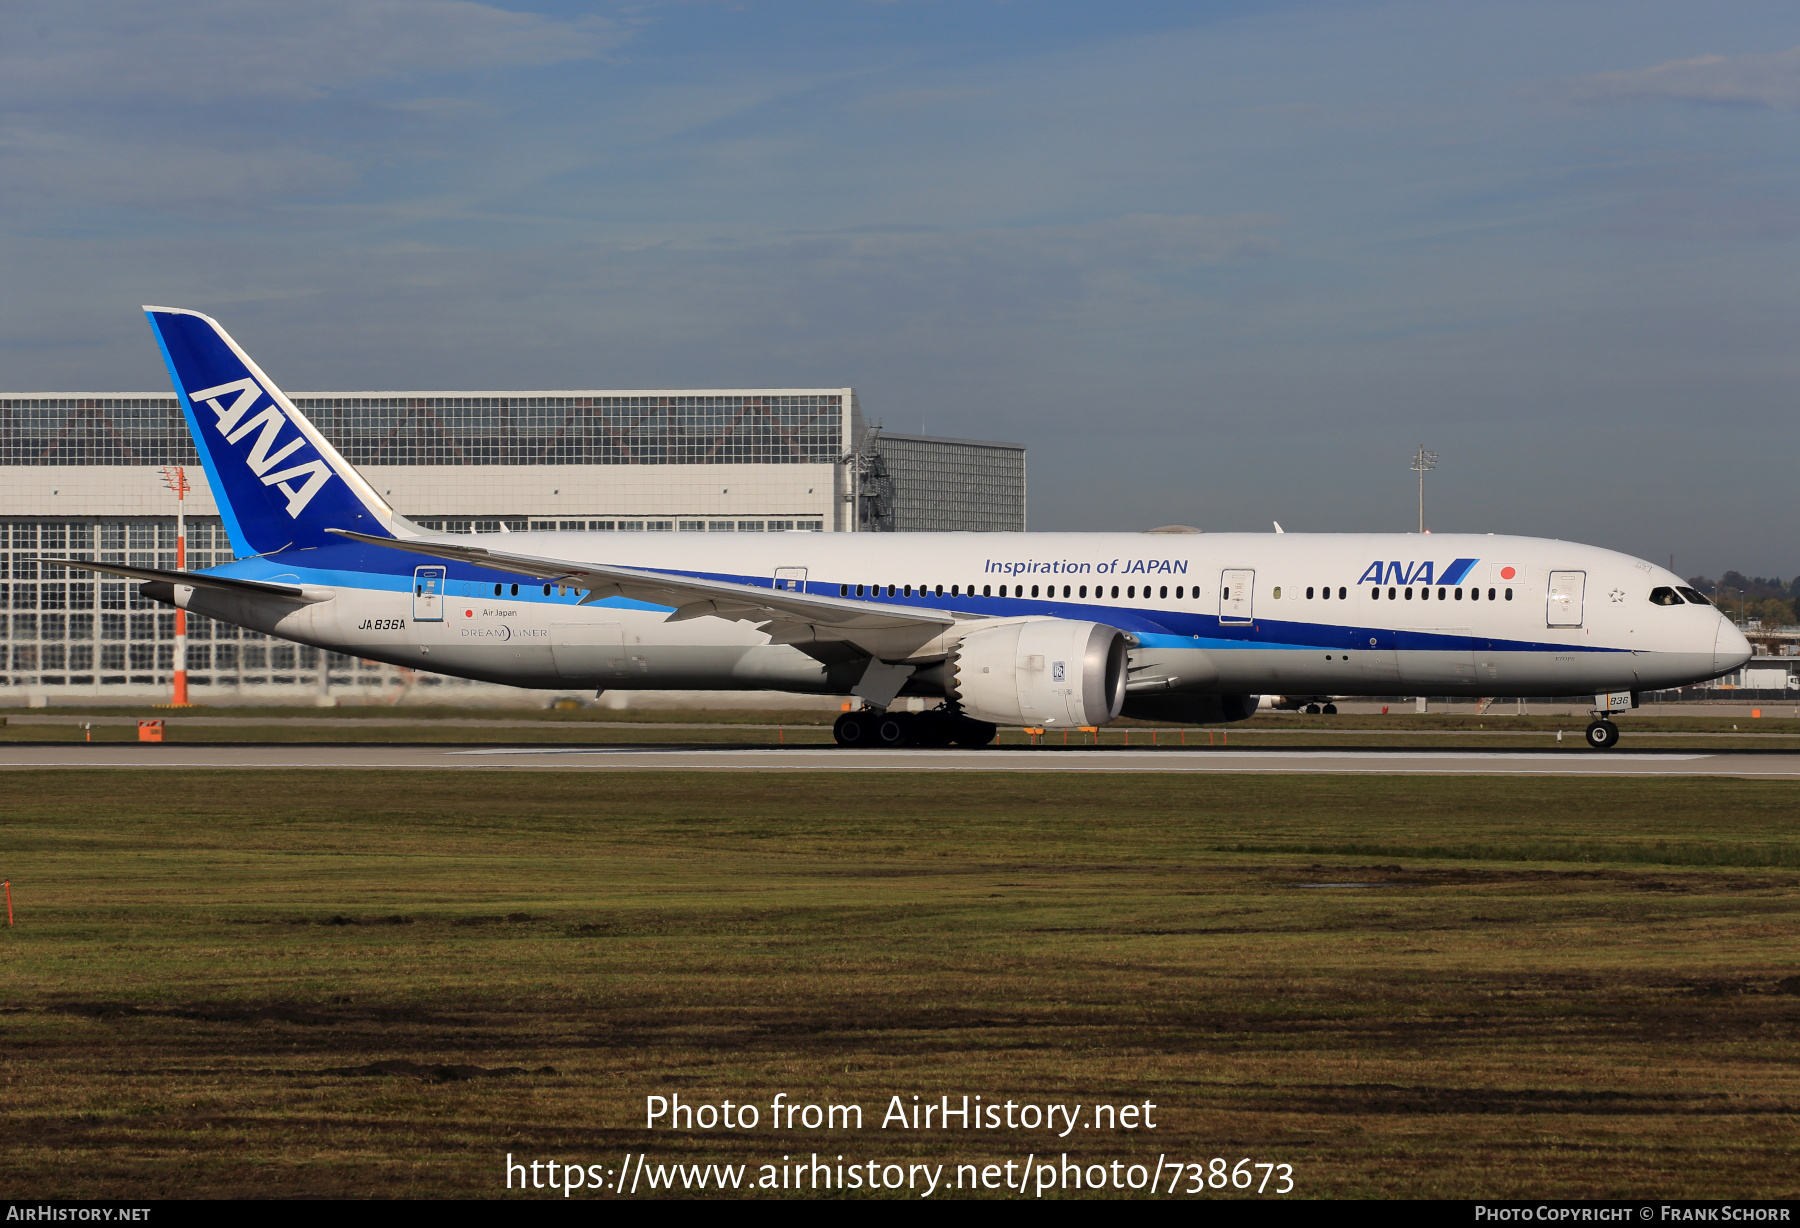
{"left": 89, "top": 307, "right": 1750, "bottom": 751}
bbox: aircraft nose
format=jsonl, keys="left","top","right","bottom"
{"left": 1714, "top": 618, "right": 1752, "bottom": 675}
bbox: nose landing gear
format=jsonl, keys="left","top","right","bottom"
{"left": 1584, "top": 719, "right": 1620, "bottom": 750}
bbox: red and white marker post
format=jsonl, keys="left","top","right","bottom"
{"left": 159, "top": 466, "right": 192, "bottom": 707}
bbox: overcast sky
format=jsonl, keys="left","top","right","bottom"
{"left": 3, "top": 1, "right": 1797, "bottom": 574}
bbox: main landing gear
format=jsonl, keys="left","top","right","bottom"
{"left": 833, "top": 707, "right": 998, "bottom": 749}
{"left": 1584, "top": 720, "right": 1621, "bottom": 751}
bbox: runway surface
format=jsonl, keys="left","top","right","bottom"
{"left": 3, "top": 743, "right": 1799, "bottom": 775}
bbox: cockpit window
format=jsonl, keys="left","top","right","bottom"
{"left": 1648, "top": 586, "right": 1683, "bottom": 607}
{"left": 1676, "top": 587, "right": 1711, "bottom": 606}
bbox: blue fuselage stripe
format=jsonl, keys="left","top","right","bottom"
{"left": 205, "top": 543, "right": 1620, "bottom": 657}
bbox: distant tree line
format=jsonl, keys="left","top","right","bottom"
{"left": 1685, "top": 571, "right": 1800, "bottom": 626}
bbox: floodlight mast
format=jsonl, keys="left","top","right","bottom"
{"left": 1409, "top": 445, "right": 1438, "bottom": 534}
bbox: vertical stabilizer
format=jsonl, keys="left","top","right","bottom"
{"left": 144, "top": 307, "right": 406, "bottom": 558}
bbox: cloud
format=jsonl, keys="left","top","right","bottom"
{"left": 0, "top": 0, "right": 619, "bottom": 106}
{"left": 0, "top": 0, "right": 624, "bottom": 218}
{"left": 0, "top": 122, "right": 356, "bottom": 211}
{"left": 1560, "top": 45, "right": 1800, "bottom": 110}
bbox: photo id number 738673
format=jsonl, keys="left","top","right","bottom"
{"left": 1167, "top": 1158, "right": 1294, "bottom": 1195}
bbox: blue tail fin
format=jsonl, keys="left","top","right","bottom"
{"left": 145, "top": 307, "right": 403, "bottom": 558}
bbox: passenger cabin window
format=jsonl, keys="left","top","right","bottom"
{"left": 1307, "top": 587, "right": 1315, "bottom": 599}
{"left": 983, "top": 584, "right": 991, "bottom": 596}
{"left": 1177, "top": 586, "right": 1184, "bottom": 598}
{"left": 1677, "top": 587, "right": 1711, "bottom": 606}
{"left": 1404, "top": 588, "right": 1413, "bottom": 600}
{"left": 1111, "top": 586, "right": 1119, "bottom": 598}
{"left": 1649, "top": 586, "right": 1683, "bottom": 607}
{"left": 1454, "top": 587, "right": 1463, "bottom": 600}
{"left": 1505, "top": 588, "right": 1513, "bottom": 600}
{"left": 1337, "top": 586, "right": 1346, "bottom": 599}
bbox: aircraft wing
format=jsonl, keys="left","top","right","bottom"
{"left": 80, "top": 559, "right": 332, "bottom": 603}
{"left": 325, "top": 528, "right": 960, "bottom": 644}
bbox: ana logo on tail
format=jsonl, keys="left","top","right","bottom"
{"left": 188, "top": 378, "right": 333, "bottom": 518}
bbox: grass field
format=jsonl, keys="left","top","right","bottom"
{"left": 2, "top": 770, "right": 1798, "bottom": 1199}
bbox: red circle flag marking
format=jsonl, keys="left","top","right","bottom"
{"left": 1501, "top": 566, "right": 1516, "bottom": 580}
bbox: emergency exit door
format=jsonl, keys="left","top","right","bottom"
{"left": 1220, "top": 569, "right": 1255, "bottom": 625}
{"left": 1547, "top": 570, "right": 1586, "bottom": 627}
{"left": 412, "top": 567, "right": 445, "bottom": 621}
{"left": 773, "top": 567, "right": 807, "bottom": 594}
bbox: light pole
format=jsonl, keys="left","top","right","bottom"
{"left": 1410, "top": 445, "right": 1437, "bottom": 533}
{"left": 159, "top": 466, "right": 191, "bottom": 707}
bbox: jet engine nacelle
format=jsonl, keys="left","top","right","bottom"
{"left": 950, "top": 619, "right": 1128, "bottom": 727}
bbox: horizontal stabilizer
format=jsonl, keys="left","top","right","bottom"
{"left": 82, "top": 560, "right": 334, "bottom": 604}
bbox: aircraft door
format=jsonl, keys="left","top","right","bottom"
{"left": 412, "top": 567, "right": 445, "bottom": 621}
{"left": 1220, "top": 569, "right": 1255, "bottom": 625}
{"left": 773, "top": 567, "right": 807, "bottom": 594}
{"left": 1547, "top": 571, "right": 1586, "bottom": 627}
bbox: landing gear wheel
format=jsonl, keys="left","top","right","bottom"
{"left": 833, "top": 711, "right": 872, "bottom": 747}
{"left": 912, "top": 713, "right": 956, "bottom": 748}
{"left": 1584, "top": 719, "right": 1620, "bottom": 750}
{"left": 1322, "top": 703, "right": 1338, "bottom": 715}
{"left": 1304, "top": 703, "right": 1321, "bottom": 715}
{"left": 951, "top": 718, "right": 998, "bottom": 748}
{"left": 875, "top": 712, "right": 914, "bottom": 748}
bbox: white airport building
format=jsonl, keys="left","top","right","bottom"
{"left": 0, "top": 390, "right": 1025, "bottom": 704}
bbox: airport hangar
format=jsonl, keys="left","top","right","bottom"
{"left": 0, "top": 390, "right": 1025, "bottom": 704}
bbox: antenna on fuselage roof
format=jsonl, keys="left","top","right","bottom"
{"left": 1273, "top": 521, "right": 1285, "bottom": 534}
